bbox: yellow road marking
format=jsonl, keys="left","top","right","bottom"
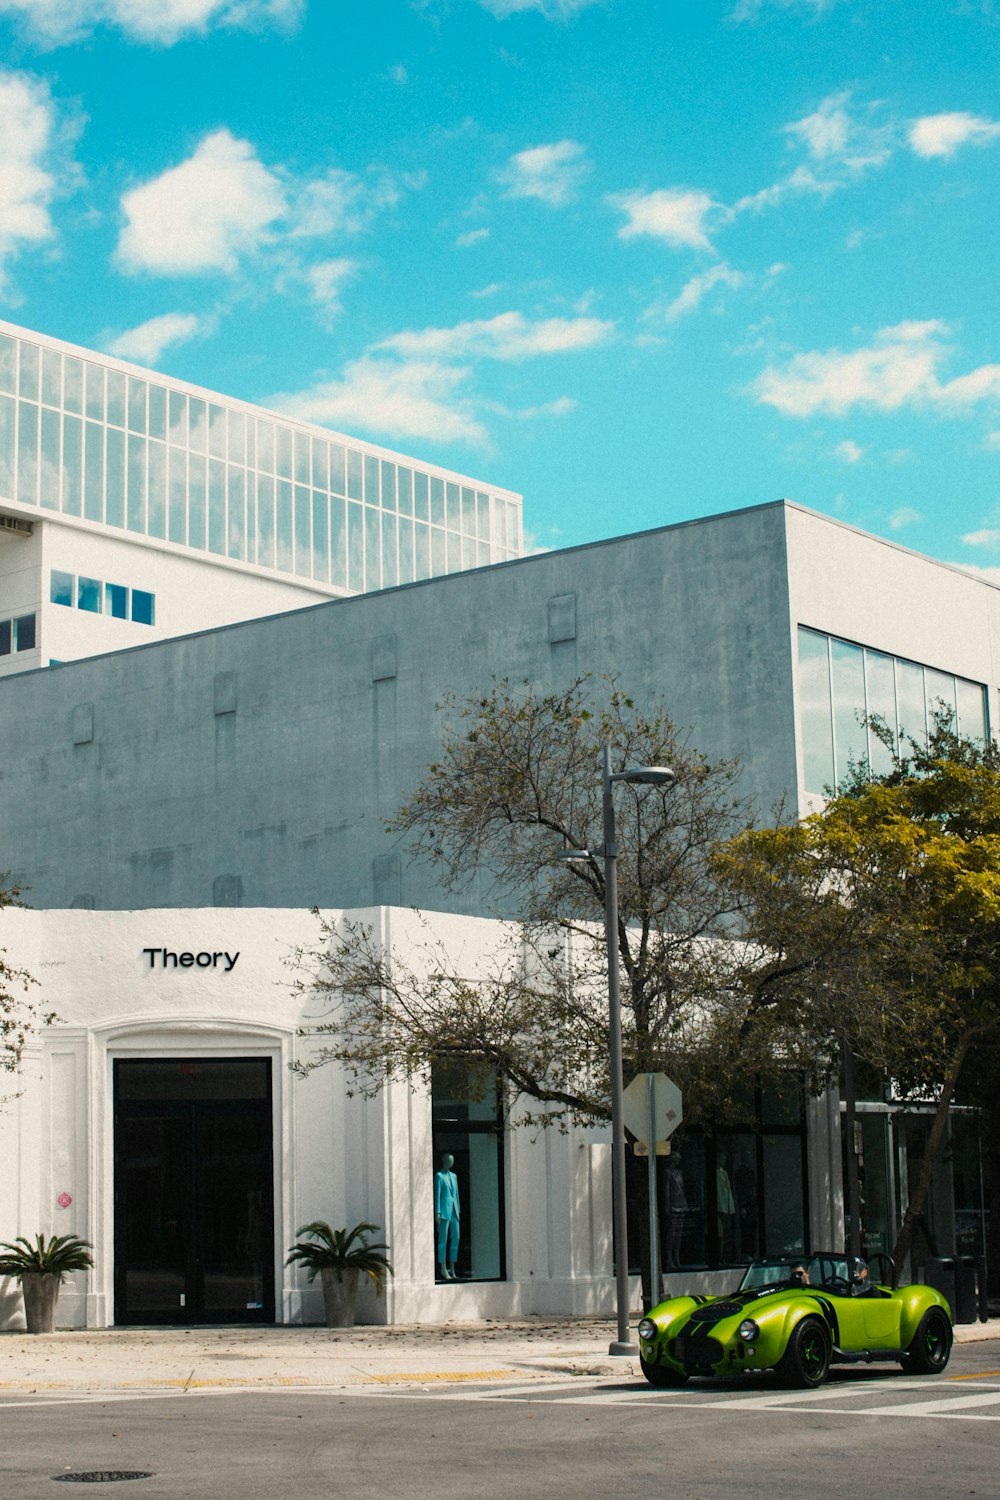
{"left": 949, "top": 1370, "right": 1000, "bottom": 1380}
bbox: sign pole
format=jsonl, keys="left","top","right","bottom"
{"left": 646, "top": 1073, "right": 661, "bottom": 1307}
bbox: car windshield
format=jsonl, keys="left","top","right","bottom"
{"left": 738, "top": 1255, "right": 851, "bottom": 1292}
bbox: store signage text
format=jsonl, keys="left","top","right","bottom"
{"left": 143, "top": 948, "right": 240, "bottom": 972}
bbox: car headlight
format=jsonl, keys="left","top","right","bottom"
{"left": 637, "top": 1318, "right": 658, "bottom": 1342}
{"left": 738, "top": 1319, "right": 759, "bottom": 1341}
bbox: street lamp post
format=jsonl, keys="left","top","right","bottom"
{"left": 558, "top": 745, "right": 675, "bottom": 1357}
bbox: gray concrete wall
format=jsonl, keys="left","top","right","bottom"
{"left": 0, "top": 501, "right": 798, "bottom": 912}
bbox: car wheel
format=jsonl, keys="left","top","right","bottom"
{"left": 900, "top": 1308, "right": 953, "bottom": 1375}
{"left": 639, "top": 1355, "right": 689, "bottom": 1388}
{"left": 775, "top": 1316, "right": 831, "bottom": 1389}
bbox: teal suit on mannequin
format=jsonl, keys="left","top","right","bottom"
{"left": 435, "top": 1153, "right": 460, "bottom": 1279}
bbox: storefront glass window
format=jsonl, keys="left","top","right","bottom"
{"left": 431, "top": 1061, "right": 505, "bottom": 1283}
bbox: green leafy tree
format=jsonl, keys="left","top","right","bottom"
{"left": 290, "top": 677, "right": 769, "bottom": 1128}
{"left": 1, "top": 877, "right": 48, "bottom": 1092}
{"left": 714, "top": 716, "right": 1000, "bottom": 1275}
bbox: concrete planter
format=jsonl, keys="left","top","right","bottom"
{"left": 20, "top": 1273, "right": 62, "bottom": 1334}
{"left": 320, "top": 1267, "right": 360, "bottom": 1327}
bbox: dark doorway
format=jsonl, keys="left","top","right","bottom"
{"left": 114, "top": 1058, "right": 275, "bottom": 1325}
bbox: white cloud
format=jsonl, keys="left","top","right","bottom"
{"left": 752, "top": 320, "right": 1000, "bottom": 417}
{"left": 118, "top": 129, "right": 286, "bottom": 275}
{"left": 470, "top": 282, "right": 503, "bottom": 298}
{"left": 961, "top": 529, "right": 1000, "bottom": 549}
{"left": 785, "top": 91, "right": 850, "bottom": 160}
{"left": 610, "top": 188, "right": 717, "bottom": 251}
{"left": 0, "top": 70, "right": 64, "bottom": 293}
{"left": 104, "top": 311, "right": 206, "bottom": 364}
{"left": 0, "top": 0, "right": 301, "bottom": 46}
{"left": 377, "top": 310, "right": 613, "bottom": 361}
{"left": 475, "top": 0, "right": 601, "bottom": 15}
{"left": 303, "top": 257, "right": 359, "bottom": 322}
{"left": 513, "top": 395, "right": 576, "bottom": 418}
{"left": 909, "top": 111, "right": 1000, "bottom": 159}
{"left": 833, "top": 438, "right": 863, "bottom": 463}
{"left": 270, "top": 357, "right": 486, "bottom": 446}
{"left": 983, "top": 431, "right": 1000, "bottom": 452}
{"left": 289, "top": 167, "right": 406, "bottom": 239}
{"left": 500, "top": 140, "right": 590, "bottom": 206}
{"left": 728, "top": 0, "right": 838, "bottom": 18}
{"left": 888, "top": 506, "right": 922, "bottom": 530}
{"left": 646, "top": 262, "right": 744, "bottom": 324}
{"left": 456, "top": 227, "right": 490, "bottom": 247}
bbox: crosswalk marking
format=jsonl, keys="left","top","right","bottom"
{"left": 872, "top": 1389, "right": 1000, "bottom": 1417}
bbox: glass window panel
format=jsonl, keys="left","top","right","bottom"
{"left": 347, "top": 501, "right": 363, "bottom": 589}
{"left": 311, "top": 437, "right": 329, "bottom": 492}
{"left": 256, "top": 475, "right": 275, "bottom": 569}
{"left": 797, "top": 629, "right": 835, "bottom": 795}
{"left": 50, "top": 570, "right": 74, "bottom": 606}
{"left": 106, "top": 582, "right": 128, "bottom": 619}
{"left": 106, "top": 427, "right": 125, "bottom": 528}
{"left": 830, "top": 638, "right": 867, "bottom": 786}
{"left": 128, "top": 377, "right": 147, "bottom": 433}
{"left": 77, "top": 575, "right": 101, "bottom": 613}
{"left": 364, "top": 454, "right": 379, "bottom": 504}
{"left": 431, "top": 1063, "right": 504, "bottom": 1283}
{"left": 347, "top": 447, "right": 362, "bottom": 499}
{"left": 760, "top": 1078, "right": 802, "bottom": 1127}
{"left": 168, "top": 448, "right": 186, "bottom": 544}
{"left": 461, "top": 486, "right": 475, "bottom": 533}
{"left": 0, "top": 620, "right": 9, "bottom": 655}
{"left": 0, "top": 395, "right": 13, "bottom": 497}
{"left": 168, "top": 390, "right": 187, "bottom": 444}
{"left": 414, "top": 521, "right": 430, "bottom": 580}
{"left": 716, "top": 1135, "right": 760, "bottom": 1263}
{"left": 275, "top": 479, "right": 293, "bottom": 571}
{"left": 330, "top": 495, "right": 346, "bottom": 587}
{"left": 208, "top": 459, "right": 226, "bottom": 554}
{"left": 40, "top": 407, "right": 61, "bottom": 509}
{"left": 365, "top": 504, "right": 381, "bottom": 587}
{"left": 381, "top": 510, "right": 397, "bottom": 587}
{"left": 245, "top": 471, "right": 256, "bottom": 564}
{"left": 14, "top": 614, "right": 35, "bottom": 651}
{"left": 127, "top": 433, "right": 146, "bottom": 532}
{"left": 147, "top": 384, "right": 166, "bottom": 441}
{"left": 431, "top": 525, "right": 445, "bottom": 576}
{"left": 84, "top": 421, "right": 104, "bottom": 522}
{"left": 131, "top": 589, "right": 155, "bottom": 626}
{"left": 956, "top": 678, "right": 988, "bottom": 741}
{"left": 329, "top": 442, "right": 345, "bottom": 495}
{"left": 493, "top": 496, "right": 507, "bottom": 549}
{"left": 17, "top": 400, "right": 38, "bottom": 506}
{"left": 227, "top": 409, "right": 246, "bottom": 466}
{"left": 188, "top": 398, "right": 207, "bottom": 452}
{"left": 18, "top": 341, "right": 39, "bottom": 399}
{"left": 294, "top": 430, "right": 310, "bottom": 484}
{"left": 187, "top": 452, "right": 206, "bottom": 549}
{"left": 925, "top": 668, "right": 956, "bottom": 730}
{"left": 208, "top": 404, "right": 226, "bottom": 459}
{"left": 663, "top": 1133, "right": 706, "bottom": 1270}
{"left": 61, "top": 413, "right": 82, "bottom": 517}
{"left": 864, "top": 649, "right": 897, "bottom": 777}
{"left": 397, "top": 466, "right": 412, "bottom": 515}
{"left": 895, "top": 658, "right": 926, "bottom": 747}
{"left": 398, "top": 515, "right": 414, "bottom": 584}
{"left": 293, "top": 484, "right": 311, "bottom": 576}
{"left": 380, "top": 460, "right": 396, "bottom": 511}
{"left": 506, "top": 501, "right": 519, "bottom": 551}
{"left": 430, "top": 476, "right": 445, "bottom": 527}
{"left": 85, "top": 363, "right": 105, "bottom": 421}
{"left": 476, "top": 492, "right": 489, "bottom": 538}
{"left": 446, "top": 482, "right": 460, "bottom": 531}
{"left": 256, "top": 419, "right": 275, "bottom": 474}
{"left": 275, "top": 424, "right": 292, "bottom": 479}
{"left": 446, "top": 530, "right": 461, "bottom": 571}
{"left": 147, "top": 442, "right": 166, "bottom": 538}
{"left": 227, "top": 467, "right": 245, "bottom": 559}
{"left": 311, "top": 490, "right": 329, "bottom": 581}
{"left": 0, "top": 335, "right": 14, "bottom": 393}
{"left": 461, "top": 534, "right": 476, "bottom": 569}
{"left": 477, "top": 539, "right": 490, "bottom": 566}
{"left": 413, "top": 469, "right": 429, "bottom": 521}
{"left": 41, "top": 348, "right": 61, "bottom": 408}
{"left": 106, "top": 369, "right": 126, "bottom": 427}
{"left": 63, "top": 357, "right": 83, "bottom": 415}
{"left": 762, "top": 1134, "right": 805, "bottom": 1257}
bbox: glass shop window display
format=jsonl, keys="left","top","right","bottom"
{"left": 431, "top": 1062, "right": 506, "bottom": 1283}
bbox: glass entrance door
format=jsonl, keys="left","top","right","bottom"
{"left": 114, "top": 1058, "right": 275, "bottom": 1324}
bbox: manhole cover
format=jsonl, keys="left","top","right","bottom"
{"left": 53, "top": 1473, "right": 154, "bottom": 1484}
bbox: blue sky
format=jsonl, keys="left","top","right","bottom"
{"left": 2, "top": 0, "right": 999, "bottom": 568}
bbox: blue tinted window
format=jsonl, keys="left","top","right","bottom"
{"left": 131, "top": 589, "right": 155, "bottom": 626}
{"left": 15, "top": 614, "right": 35, "bottom": 650}
{"left": 51, "top": 570, "right": 74, "bottom": 607}
{"left": 0, "top": 620, "right": 10, "bottom": 655}
{"left": 77, "top": 577, "right": 101, "bottom": 613}
{"left": 106, "top": 583, "right": 128, "bottom": 619}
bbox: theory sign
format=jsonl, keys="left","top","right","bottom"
{"left": 143, "top": 948, "right": 240, "bottom": 972}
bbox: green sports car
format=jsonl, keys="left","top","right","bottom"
{"left": 637, "top": 1253, "right": 953, "bottom": 1389}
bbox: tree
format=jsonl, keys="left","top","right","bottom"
{"left": 1, "top": 876, "right": 48, "bottom": 1094}
{"left": 714, "top": 716, "right": 1000, "bottom": 1276}
{"left": 289, "top": 677, "right": 772, "bottom": 1129}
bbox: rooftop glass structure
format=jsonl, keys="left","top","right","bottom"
{"left": 0, "top": 320, "right": 523, "bottom": 595}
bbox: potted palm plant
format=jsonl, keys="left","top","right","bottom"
{"left": 285, "top": 1220, "right": 393, "bottom": 1328}
{"left": 0, "top": 1233, "right": 94, "bottom": 1334}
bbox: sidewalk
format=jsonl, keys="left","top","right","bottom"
{"left": 1, "top": 1317, "right": 998, "bottom": 1395}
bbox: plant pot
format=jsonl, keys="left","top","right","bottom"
{"left": 320, "top": 1267, "right": 360, "bottom": 1327}
{"left": 20, "top": 1273, "right": 61, "bottom": 1334}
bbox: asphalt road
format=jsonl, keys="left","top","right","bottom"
{"left": 3, "top": 1341, "right": 998, "bottom": 1500}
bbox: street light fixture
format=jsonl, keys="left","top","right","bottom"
{"left": 556, "top": 747, "right": 676, "bottom": 1356}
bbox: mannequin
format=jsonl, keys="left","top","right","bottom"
{"left": 434, "top": 1152, "right": 461, "bottom": 1280}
